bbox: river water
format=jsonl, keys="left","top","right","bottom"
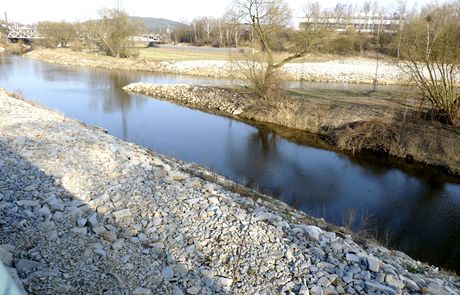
{"left": 1, "top": 54, "right": 459, "bottom": 273}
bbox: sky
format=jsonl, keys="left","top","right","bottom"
{"left": 2, "top": 0, "right": 443, "bottom": 24}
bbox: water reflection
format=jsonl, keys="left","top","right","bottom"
{"left": 87, "top": 71, "right": 147, "bottom": 140}
{"left": 0, "top": 54, "right": 13, "bottom": 80}
{"left": 0, "top": 54, "right": 459, "bottom": 273}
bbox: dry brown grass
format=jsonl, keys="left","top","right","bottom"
{"left": 332, "top": 109, "right": 460, "bottom": 175}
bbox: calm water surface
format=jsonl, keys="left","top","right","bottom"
{"left": 1, "top": 54, "right": 459, "bottom": 273}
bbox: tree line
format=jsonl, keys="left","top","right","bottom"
{"left": 174, "top": 0, "right": 412, "bottom": 57}
{"left": 37, "top": 9, "right": 142, "bottom": 58}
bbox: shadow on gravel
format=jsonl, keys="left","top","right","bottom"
{"left": 0, "top": 139, "right": 230, "bottom": 294}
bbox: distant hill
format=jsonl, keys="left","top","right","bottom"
{"left": 130, "top": 17, "right": 186, "bottom": 32}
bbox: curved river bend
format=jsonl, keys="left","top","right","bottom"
{"left": 0, "top": 54, "right": 459, "bottom": 273}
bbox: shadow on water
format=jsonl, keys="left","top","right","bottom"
{"left": 0, "top": 54, "right": 459, "bottom": 274}
{"left": 87, "top": 71, "right": 147, "bottom": 140}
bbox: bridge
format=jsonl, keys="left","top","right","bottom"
{"left": 6, "top": 25, "right": 42, "bottom": 41}
{"left": 3, "top": 24, "right": 169, "bottom": 45}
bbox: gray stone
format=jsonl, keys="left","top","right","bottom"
{"left": 299, "top": 285, "right": 310, "bottom": 295}
{"left": 138, "top": 233, "right": 149, "bottom": 243}
{"left": 385, "top": 275, "right": 405, "bottom": 290}
{"left": 66, "top": 200, "right": 86, "bottom": 208}
{"left": 324, "top": 286, "right": 339, "bottom": 295}
{"left": 0, "top": 245, "right": 14, "bottom": 252}
{"left": 161, "top": 266, "right": 174, "bottom": 280}
{"left": 77, "top": 217, "right": 87, "bottom": 227}
{"left": 15, "top": 259, "right": 43, "bottom": 276}
{"left": 318, "top": 277, "right": 331, "bottom": 287}
{"left": 112, "top": 209, "right": 132, "bottom": 220}
{"left": 173, "top": 286, "right": 185, "bottom": 295}
{"left": 87, "top": 213, "right": 98, "bottom": 227}
{"left": 38, "top": 206, "right": 51, "bottom": 218}
{"left": 365, "top": 281, "right": 397, "bottom": 295}
{"left": 0, "top": 247, "right": 13, "bottom": 267}
{"left": 94, "top": 249, "right": 106, "bottom": 256}
{"left": 47, "top": 196, "right": 64, "bottom": 211}
{"left": 102, "top": 231, "right": 117, "bottom": 242}
{"left": 366, "top": 256, "right": 380, "bottom": 272}
{"left": 297, "top": 225, "right": 322, "bottom": 241}
{"left": 173, "top": 263, "right": 188, "bottom": 277}
{"left": 216, "top": 276, "right": 232, "bottom": 287}
{"left": 52, "top": 211, "right": 64, "bottom": 221}
{"left": 132, "top": 287, "right": 151, "bottom": 295}
{"left": 400, "top": 276, "right": 420, "bottom": 292}
{"left": 92, "top": 225, "right": 107, "bottom": 235}
{"left": 111, "top": 239, "right": 125, "bottom": 250}
{"left": 426, "top": 283, "right": 451, "bottom": 295}
{"left": 70, "top": 227, "right": 87, "bottom": 235}
{"left": 186, "top": 244, "right": 195, "bottom": 254}
{"left": 285, "top": 248, "right": 294, "bottom": 261}
{"left": 186, "top": 286, "right": 201, "bottom": 295}
{"left": 151, "top": 217, "right": 162, "bottom": 226}
{"left": 345, "top": 253, "right": 359, "bottom": 263}
{"left": 23, "top": 184, "right": 37, "bottom": 192}
{"left": 310, "top": 286, "right": 323, "bottom": 295}
{"left": 88, "top": 195, "right": 109, "bottom": 208}
{"left": 17, "top": 200, "right": 39, "bottom": 207}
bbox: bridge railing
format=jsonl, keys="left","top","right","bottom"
{"left": 6, "top": 25, "right": 42, "bottom": 39}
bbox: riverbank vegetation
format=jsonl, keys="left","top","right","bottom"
{"left": 399, "top": 3, "right": 460, "bottom": 125}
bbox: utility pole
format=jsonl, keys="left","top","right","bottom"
{"left": 372, "top": 14, "right": 383, "bottom": 92}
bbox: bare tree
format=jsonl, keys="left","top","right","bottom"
{"left": 395, "top": 0, "right": 407, "bottom": 58}
{"left": 93, "top": 8, "right": 142, "bottom": 58}
{"left": 400, "top": 3, "right": 460, "bottom": 124}
{"left": 304, "top": 1, "right": 321, "bottom": 25}
{"left": 332, "top": 4, "right": 346, "bottom": 30}
{"left": 232, "top": 0, "right": 330, "bottom": 99}
{"left": 226, "top": 8, "right": 245, "bottom": 47}
{"left": 37, "top": 21, "right": 77, "bottom": 48}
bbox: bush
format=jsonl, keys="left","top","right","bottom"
{"left": 399, "top": 3, "right": 460, "bottom": 125}
{"left": 70, "top": 40, "right": 83, "bottom": 52}
{"left": 37, "top": 21, "right": 77, "bottom": 48}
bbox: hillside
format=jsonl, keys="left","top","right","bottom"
{"left": 130, "top": 16, "right": 186, "bottom": 32}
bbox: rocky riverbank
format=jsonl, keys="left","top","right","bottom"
{"left": 25, "top": 49, "right": 405, "bottom": 84}
{"left": 1, "top": 88, "right": 459, "bottom": 294}
{"left": 123, "top": 83, "right": 460, "bottom": 177}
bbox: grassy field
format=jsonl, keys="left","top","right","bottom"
{"left": 135, "top": 45, "right": 343, "bottom": 63}
{"left": 137, "top": 47, "right": 237, "bottom": 61}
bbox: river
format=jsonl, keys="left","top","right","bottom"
{"left": 0, "top": 54, "right": 459, "bottom": 273}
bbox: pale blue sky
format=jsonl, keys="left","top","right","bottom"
{"left": 3, "top": 0, "right": 443, "bottom": 24}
